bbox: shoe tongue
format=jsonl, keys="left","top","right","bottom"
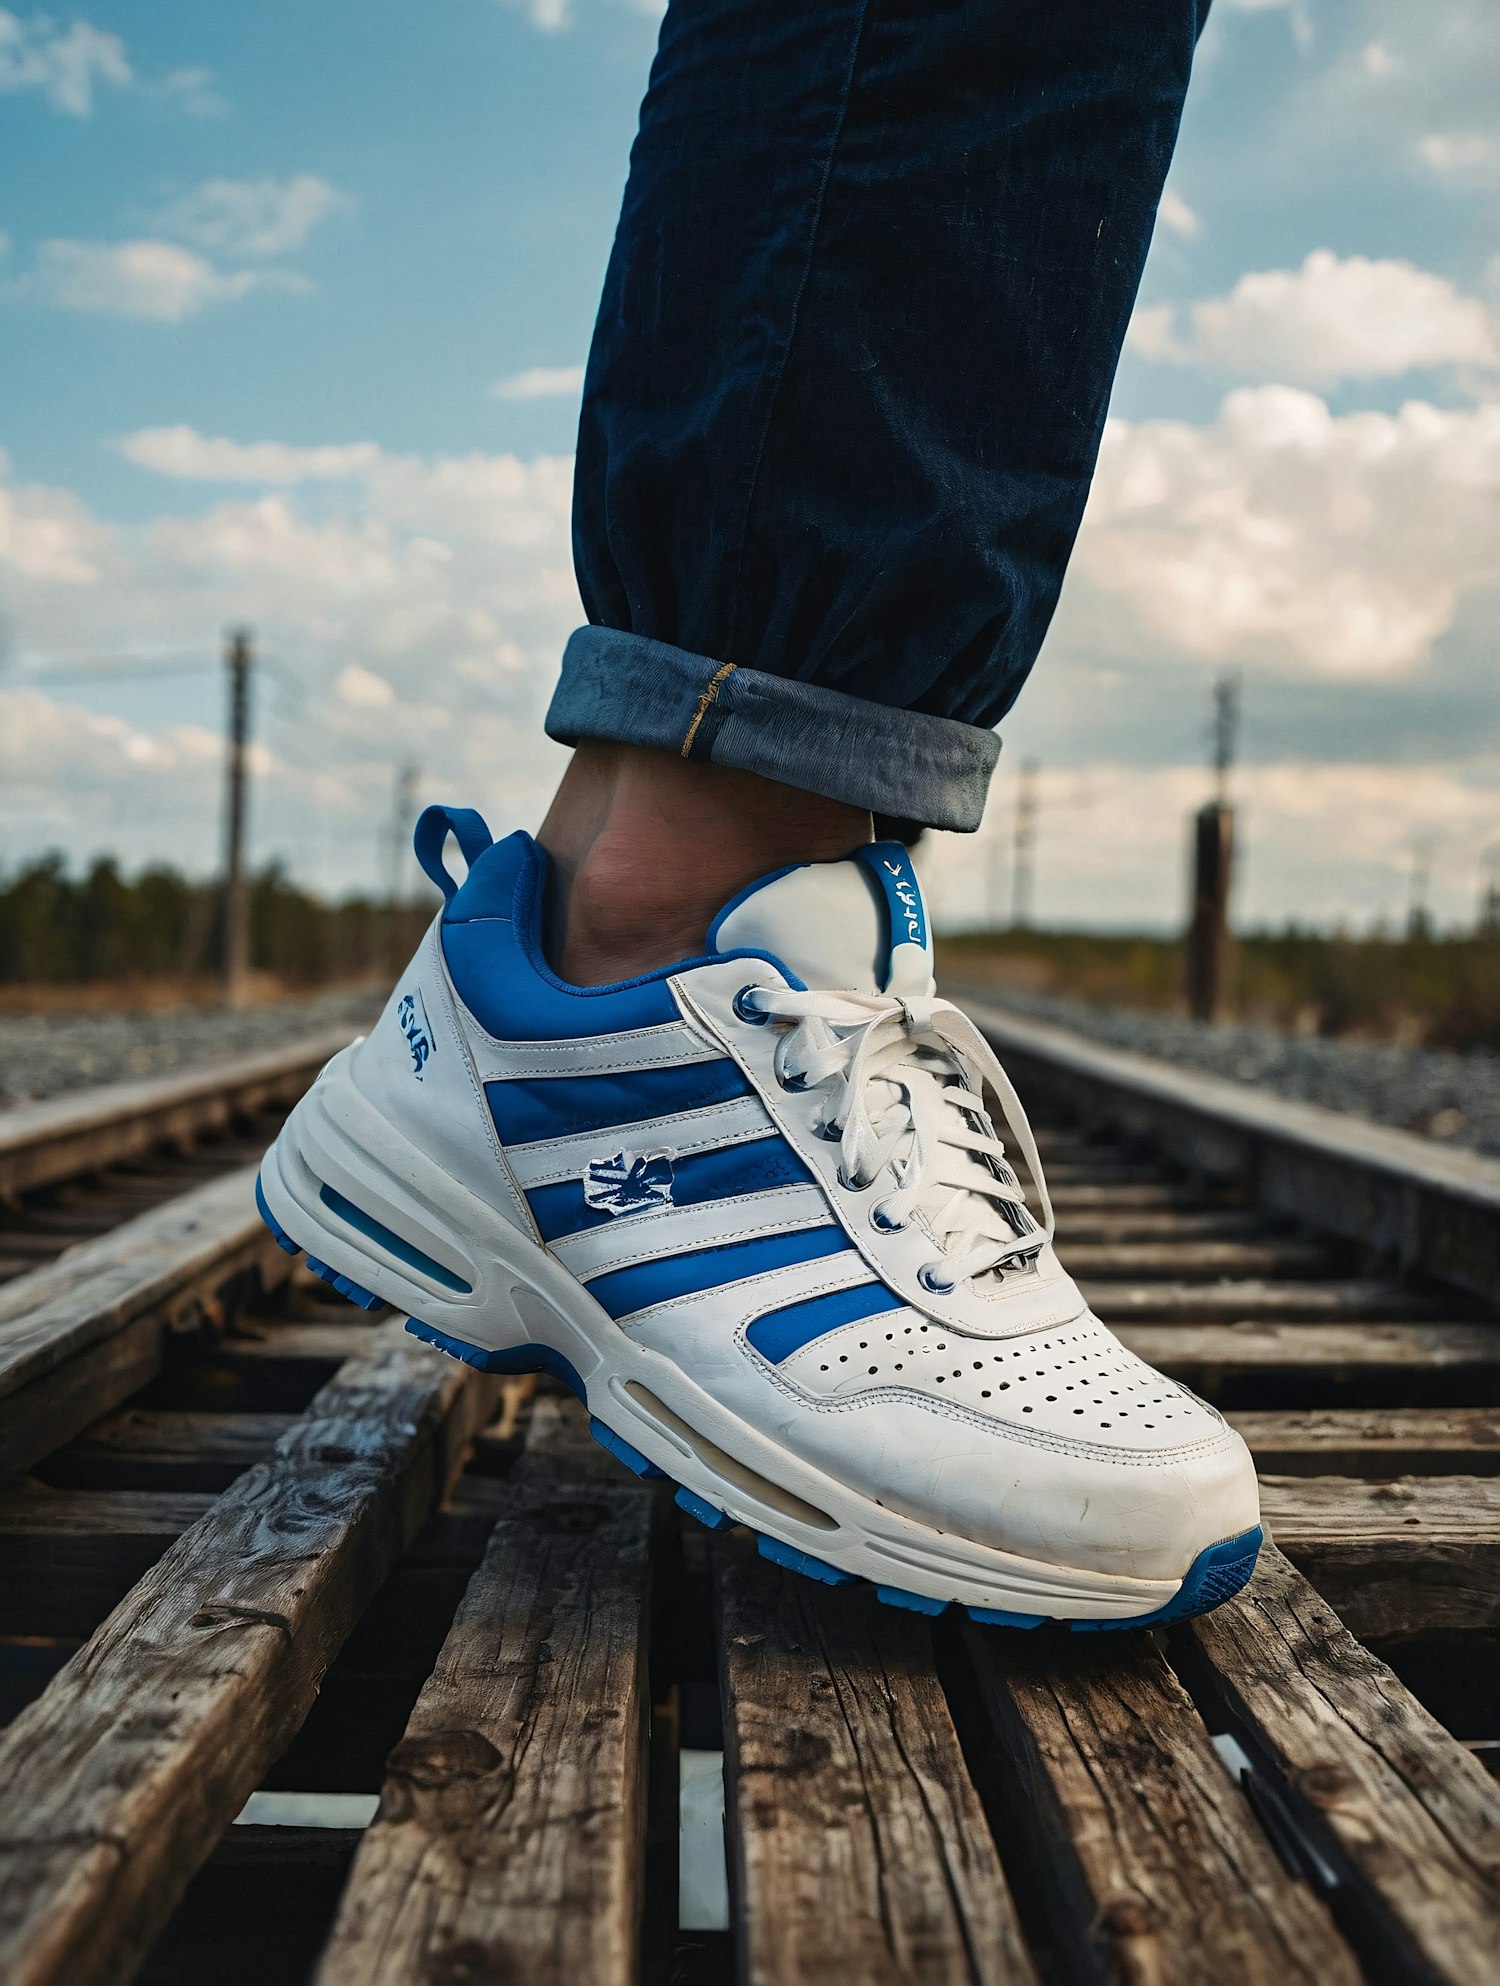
{"left": 709, "top": 842, "right": 934, "bottom": 996}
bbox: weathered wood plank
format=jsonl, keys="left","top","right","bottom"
{"left": 0, "top": 1029, "right": 352, "bottom": 1201}
{"left": 40, "top": 1409, "right": 297, "bottom": 1492}
{"left": 968, "top": 996, "right": 1500, "bottom": 1306}
{"left": 1087, "top": 1279, "right": 1437, "bottom": 1322}
{"left": 0, "top": 1321, "right": 496, "bottom": 1986}
{"left": 314, "top": 1396, "right": 651, "bottom": 1986}
{"left": 0, "top": 1169, "right": 292, "bottom": 1480}
{"left": 1118, "top": 1322, "right": 1500, "bottom": 1390}
{"left": 1181, "top": 1545, "right": 1500, "bottom": 1984}
{"left": 1059, "top": 1210, "right": 1263, "bottom": 1243}
{"left": 0, "top": 1482, "right": 215, "bottom": 1636}
{"left": 1066, "top": 1238, "right": 1336, "bottom": 1281}
{"left": 956, "top": 1624, "right": 1358, "bottom": 1986}
{"left": 1229, "top": 1407, "right": 1500, "bottom": 1476}
{"left": 1259, "top": 1474, "right": 1500, "bottom": 1640}
{"left": 717, "top": 1531, "right": 1036, "bottom": 1986}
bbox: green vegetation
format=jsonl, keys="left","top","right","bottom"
{"left": 0, "top": 854, "right": 429, "bottom": 993}
{"left": 3, "top": 855, "right": 1495, "bottom": 1052}
{"left": 937, "top": 926, "right": 1500, "bottom": 1053}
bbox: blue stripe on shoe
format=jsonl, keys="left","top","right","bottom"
{"left": 585, "top": 1226, "right": 851, "bottom": 1320}
{"left": 527, "top": 1138, "right": 814, "bottom": 1243}
{"left": 745, "top": 1283, "right": 906, "bottom": 1362}
{"left": 488, "top": 1057, "right": 753, "bottom": 1147}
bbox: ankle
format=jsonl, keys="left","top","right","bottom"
{"left": 537, "top": 744, "right": 871, "bottom": 984}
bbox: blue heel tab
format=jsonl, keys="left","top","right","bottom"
{"left": 414, "top": 805, "right": 494, "bottom": 904}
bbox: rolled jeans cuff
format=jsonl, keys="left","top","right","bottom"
{"left": 544, "top": 625, "right": 1000, "bottom": 832}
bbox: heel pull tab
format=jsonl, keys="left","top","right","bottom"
{"left": 414, "top": 805, "right": 493, "bottom": 905}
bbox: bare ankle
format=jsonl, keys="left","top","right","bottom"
{"left": 537, "top": 744, "right": 871, "bottom": 983}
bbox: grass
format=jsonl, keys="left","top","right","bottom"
{"left": 936, "top": 927, "right": 1500, "bottom": 1054}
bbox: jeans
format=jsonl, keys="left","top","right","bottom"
{"left": 547, "top": 0, "right": 1209, "bottom": 831}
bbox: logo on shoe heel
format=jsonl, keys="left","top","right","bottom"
{"left": 397, "top": 989, "right": 435, "bottom": 1078}
{"left": 584, "top": 1150, "right": 675, "bottom": 1216}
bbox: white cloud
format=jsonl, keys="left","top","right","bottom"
{"left": 25, "top": 240, "right": 299, "bottom": 322}
{"left": 924, "top": 758, "right": 1500, "bottom": 933}
{"left": 119, "top": 428, "right": 382, "bottom": 483}
{"left": 1157, "top": 190, "right": 1200, "bottom": 240}
{"left": 0, "top": 11, "right": 222, "bottom": 119}
{"left": 0, "top": 437, "right": 579, "bottom": 888}
{"left": 333, "top": 663, "right": 395, "bottom": 709}
{"left": 155, "top": 176, "right": 352, "bottom": 258}
{"left": 1130, "top": 252, "right": 1500, "bottom": 385}
{"left": 0, "top": 9, "right": 130, "bottom": 115}
{"left": 493, "top": 364, "right": 586, "bottom": 401}
{"left": 1417, "top": 132, "right": 1500, "bottom": 192}
{"left": 499, "top": 0, "right": 572, "bottom": 31}
{"left": 1069, "top": 387, "right": 1500, "bottom": 680}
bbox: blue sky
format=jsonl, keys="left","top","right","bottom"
{"left": 1, "top": 0, "right": 1497, "bottom": 928}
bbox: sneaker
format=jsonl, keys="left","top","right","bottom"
{"left": 258, "top": 806, "right": 1261, "bottom": 1627}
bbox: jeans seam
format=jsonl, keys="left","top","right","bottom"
{"left": 723, "top": 0, "right": 875, "bottom": 663}
{"left": 680, "top": 661, "right": 738, "bottom": 756}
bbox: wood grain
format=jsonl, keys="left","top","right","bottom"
{"left": 1228, "top": 1407, "right": 1500, "bottom": 1476}
{"left": 0, "top": 1321, "right": 493, "bottom": 1986}
{"left": 717, "top": 1533, "right": 1037, "bottom": 1986}
{"left": 315, "top": 1395, "right": 652, "bottom": 1986}
{"left": 1184, "top": 1544, "right": 1500, "bottom": 1984}
{"left": 957, "top": 1622, "right": 1357, "bottom": 1986}
{"left": 1259, "top": 1473, "right": 1500, "bottom": 1639}
{"left": 41, "top": 1409, "right": 298, "bottom": 1491}
{"left": 0, "top": 1168, "right": 291, "bottom": 1480}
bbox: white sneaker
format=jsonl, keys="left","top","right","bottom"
{"left": 258, "top": 807, "right": 1261, "bottom": 1627}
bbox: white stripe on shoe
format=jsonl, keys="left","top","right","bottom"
{"left": 469, "top": 1021, "right": 724, "bottom": 1082}
{"left": 506, "top": 1093, "right": 776, "bottom": 1188}
{"left": 550, "top": 1183, "right": 832, "bottom": 1279}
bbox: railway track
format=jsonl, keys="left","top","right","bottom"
{"left": 0, "top": 1010, "right": 1495, "bottom": 1985}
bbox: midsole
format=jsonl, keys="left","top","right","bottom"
{"left": 261, "top": 1052, "right": 1192, "bottom": 1618}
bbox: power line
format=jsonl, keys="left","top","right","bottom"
{"left": 1011, "top": 759, "right": 1040, "bottom": 929}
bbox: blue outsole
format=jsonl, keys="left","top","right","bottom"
{"left": 254, "top": 1174, "right": 1263, "bottom": 1631}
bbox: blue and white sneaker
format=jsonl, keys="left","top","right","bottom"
{"left": 258, "top": 805, "right": 1261, "bottom": 1627}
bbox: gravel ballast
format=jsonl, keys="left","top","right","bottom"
{"left": 5, "top": 981, "right": 1498, "bottom": 1164}
{"left": 0, "top": 988, "right": 381, "bottom": 1110}
{"left": 952, "top": 985, "right": 1500, "bottom": 1160}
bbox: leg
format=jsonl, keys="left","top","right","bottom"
{"left": 545, "top": 0, "right": 1209, "bottom": 977}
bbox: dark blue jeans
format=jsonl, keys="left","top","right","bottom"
{"left": 547, "top": 0, "right": 1209, "bottom": 830}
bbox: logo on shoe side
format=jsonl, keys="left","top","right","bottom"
{"left": 584, "top": 1150, "right": 676, "bottom": 1217}
{"left": 883, "top": 858, "right": 925, "bottom": 946}
{"left": 397, "top": 989, "right": 435, "bottom": 1079}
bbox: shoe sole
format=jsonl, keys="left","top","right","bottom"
{"left": 257, "top": 1052, "right": 1261, "bottom": 1630}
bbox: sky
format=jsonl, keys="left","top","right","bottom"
{"left": 0, "top": 0, "right": 1496, "bottom": 933}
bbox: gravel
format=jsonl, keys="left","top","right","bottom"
{"left": 0, "top": 988, "right": 383, "bottom": 1111}
{"left": 951, "top": 985, "right": 1500, "bottom": 1161}
{"left": 6, "top": 980, "right": 1499, "bottom": 1165}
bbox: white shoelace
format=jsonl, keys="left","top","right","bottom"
{"left": 738, "top": 986, "right": 1055, "bottom": 1292}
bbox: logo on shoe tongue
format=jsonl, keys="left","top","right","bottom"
{"left": 883, "top": 858, "right": 924, "bottom": 947}
{"left": 584, "top": 1150, "right": 676, "bottom": 1217}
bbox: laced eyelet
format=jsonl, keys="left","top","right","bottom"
{"left": 777, "top": 1068, "right": 810, "bottom": 1092}
{"left": 870, "top": 1203, "right": 907, "bottom": 1234}
{"left": 815, "top": 1119, "right": 843, "bottom": 1142}
{"left": 733, "top": 984, "right": 770, "bottom": 1025}
{"left": 918, "top": 1262, "right": 957, "bottom": 1296}
{"left": 835, "top": 1166, "right": 870, "bottom": 1193}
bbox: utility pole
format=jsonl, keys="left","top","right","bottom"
{"left": 1480, "top": 844, "right": 1500, "bottom": 938}
{"left": 385, "top": 762, "right": 421, "bottom": 970}
{"left": 1406, "top": 837, "right": 1435, "bottom": 941}
{"left": 221, "top": 629, "right": 253, "bottom": 1006}
{"left": 1010, "top": 759, "right": 1039, "bottom": 930}
{"left": 1185, "top": 674, "right": 1238, "bottom": 1022}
